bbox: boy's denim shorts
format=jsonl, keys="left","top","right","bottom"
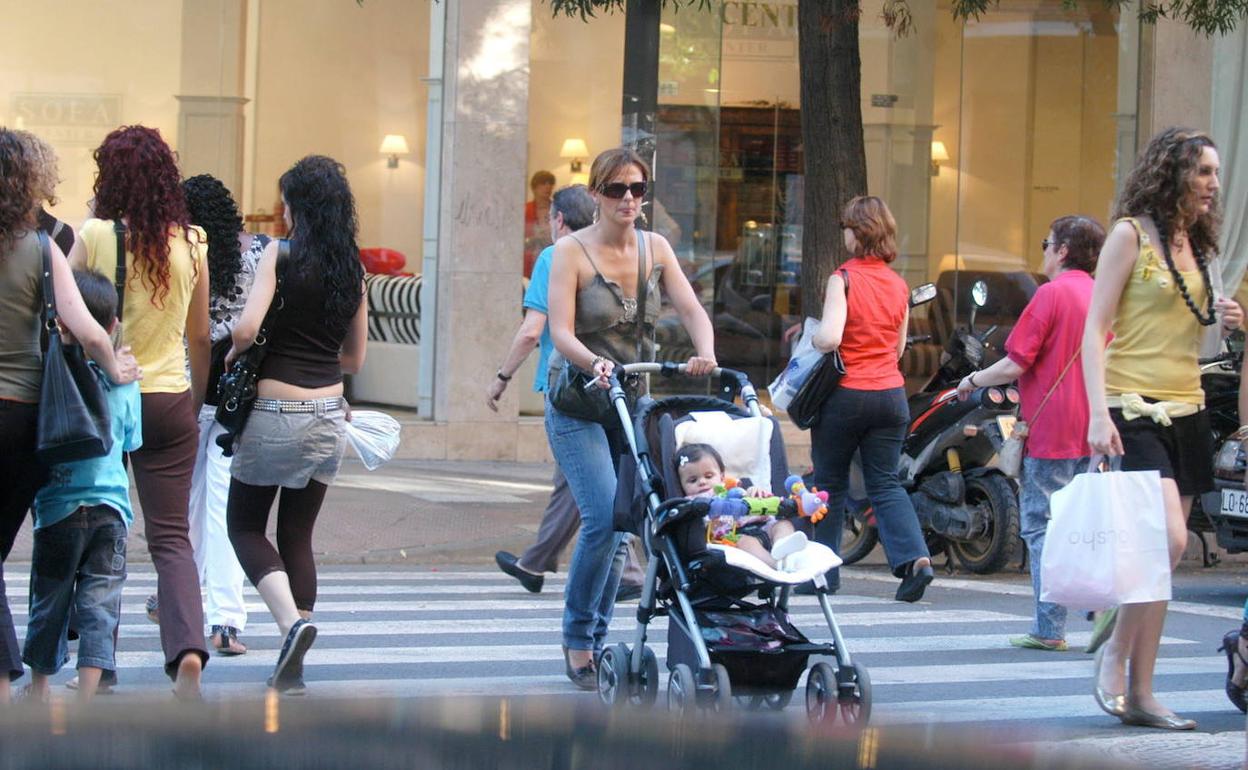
{"left": 22, "top": 504, "right": 126, "bottom": 675}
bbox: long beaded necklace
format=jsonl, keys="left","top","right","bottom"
{"left": 1153, "top": 213, "right": 1216, "bottom": 326}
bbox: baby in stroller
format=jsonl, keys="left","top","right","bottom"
{"left": 675, "top": 443, "right": 809, "bottom": 570}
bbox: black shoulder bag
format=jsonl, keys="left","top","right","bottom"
{"left": 788, "top": 269, "right": 849, "bottom": 430}
{"left": 547, "top": 230, "right": 649, "bottom": 424}
{"left": 35, "top": 231, "right": 113, "bottom": 463}
{"left": 214, "top": 239, "right": 290, "bottom": 456}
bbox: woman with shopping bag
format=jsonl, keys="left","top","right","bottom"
{"left": 1081, "top": 128, "right": 1243, "bottom": 730}
{"left": 957, "top": 215, "right": 1105, "bottom": 652}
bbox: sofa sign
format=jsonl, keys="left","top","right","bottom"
{"left": 11, "top": 93, "right": 121, "bottom": 145}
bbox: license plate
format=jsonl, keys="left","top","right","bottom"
{"left": 996, "top": 415, "right": 1017, "bottom": 440}
{"left": 1221, "top": 488, "right": 1248, "bottom": 519}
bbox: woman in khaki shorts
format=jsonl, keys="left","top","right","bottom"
{"left": 225, "top": 155, "right": 367, "bottom": 694}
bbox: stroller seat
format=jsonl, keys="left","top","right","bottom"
{"left": 707, "top": 540, "right": 843, "bottom": 585}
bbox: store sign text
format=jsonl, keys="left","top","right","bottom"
{"left": 11, "top": 93, "right": 121, "bottom": 145}
{"left": 721, "top": 1, "right": 798, "bottom": 31}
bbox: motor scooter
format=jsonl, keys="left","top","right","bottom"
{"left": 837, "top": 280, "right": 1023, "bottom": 574}
{"left": 1201, "top": 337, "right": 1248, "bottom": 558}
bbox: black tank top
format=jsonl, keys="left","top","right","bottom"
{"left": 260, "top": 253, "right": 356, "bottom": 388}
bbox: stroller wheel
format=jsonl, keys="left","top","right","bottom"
{"left": 837, "top": 662, "right": 872, "bottom": 727}
{"left": 667, "top": 663, "right": 696, "bottom": 715}
{"left": 633, "top": 645, "right": 660, "bottom": 708}
{"left": 763, "top": 690, "right": 794, "bottom": 711}
{"left": 805, "top": 662, "right": 837, "bottom": 724}
{"left": 709, "top": 663, "right": 732, "bottom": 712}
{"left": 597, "top": 644, "right": 630, "bottom": 708}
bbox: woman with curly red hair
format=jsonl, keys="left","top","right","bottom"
{"left": 70, "top": 125, "right": 211, "bottom": 699}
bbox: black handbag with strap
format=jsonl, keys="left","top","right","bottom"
{"left": 787, "top": 269, "right": 849, "bottom": 430}
{"left": 214, "top": 239, "right": 290, "bottom": 456}
{"left": 547, "top": 229, "right": 650, "bottom": 424}
{"left": 34, "top": 231, "right": 113, "bottom": 464}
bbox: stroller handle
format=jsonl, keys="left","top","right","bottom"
{"left": 614, "top": 362, "right": 761, "bottom": 417}
{"left": 619, "top": 362, "right": 752, "bottom": 389}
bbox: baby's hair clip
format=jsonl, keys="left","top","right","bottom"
{"left": 678, "top": 455, "right": 691, "bottom": 468}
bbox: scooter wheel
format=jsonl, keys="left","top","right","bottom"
{"left": 951, "top": 474, "right": 1020, "bottom": 574}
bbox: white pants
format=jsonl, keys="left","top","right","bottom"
{"left": 189, "top": 405, "right": 248, "bottom": 631}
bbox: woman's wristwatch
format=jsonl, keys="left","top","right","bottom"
{"left": 496, "top": 370, "right": 511, "bottom": 382}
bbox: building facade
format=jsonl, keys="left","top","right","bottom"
{"left": 2, "top": 0, "right": 1237, "bottom": 461}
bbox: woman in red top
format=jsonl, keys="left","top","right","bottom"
{"left": 808, "top": 196, "right": 933, "bottom": 602}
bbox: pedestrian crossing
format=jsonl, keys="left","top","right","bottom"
{"left": 4, "top": 565, "right": 1232, "bottom": 728}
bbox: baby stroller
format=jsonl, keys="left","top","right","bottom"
{"left": 595, "top": 363, "right": 871, "bottom": 725}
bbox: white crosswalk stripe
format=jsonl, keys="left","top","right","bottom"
{"left": 6, "top": 566, "right": 1221, "bottom": 729}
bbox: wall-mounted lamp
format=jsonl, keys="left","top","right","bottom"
{"left": 380, "top": 134, "right": 410, "bottom": 169}
{"left": 930, "top": 140, "right": 950, "bottom": 176}
{"left": 560, "top": 138, "right": 589, "bottom": 173}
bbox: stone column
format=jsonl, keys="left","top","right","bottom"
{"left": 1138, "top": 17, "right": 1213, "bottom": 140}
{"left": 431, "top": 0, "right": 532, "bottom": 459}
{"left": 175, "top": 0, "right": 248, "bottom": 196}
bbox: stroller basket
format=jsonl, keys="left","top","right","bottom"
{"left": 667, "top": 606, "right": 819, "bottom": 694}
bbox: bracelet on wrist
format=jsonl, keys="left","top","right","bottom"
{"left": 496, "top": 370, "right": 512, "bottom": 382}
{"left": 589, "top": 355, "right": 606, "bottom": 371}
{"left": 968, "top": 372, "right": 978, "bottom": 387}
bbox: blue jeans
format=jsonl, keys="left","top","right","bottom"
{"left": 22, "top": 505, "right": 127, "bottom": 675}
{"left": 1020, "top": 456, "right": 1084, "bottom": 640}
{"left": 809, "top": 387, "right": 929, "bottom": 582}
{"left": 545, "top": 399, "right": 625, "bottom": 652}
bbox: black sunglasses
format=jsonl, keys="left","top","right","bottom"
{"left": 599, "top": 181, "right": 648, "bottom": 199}
{"left": 1041, "top": 238, "right": 1055, "bottom": 251}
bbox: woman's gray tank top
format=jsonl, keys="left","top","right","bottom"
{"left": 546, "top": 231, "right": 663, "bottom": 391}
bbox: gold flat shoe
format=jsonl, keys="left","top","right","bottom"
{"left": 1120, "top": 706, "right": 1196, "bottom": 731}
{"left": 1092, "top": 647, "right": 1126, "bottom": 717}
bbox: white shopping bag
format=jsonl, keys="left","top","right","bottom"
{"left": 1040, "top": 459, "right": 1171, "bottom": 610}
{"left": 768, "top": 318, "right": 822, "bottom": 411}
{"left": 344, "top": 410, "right": 402, "bottom": 470}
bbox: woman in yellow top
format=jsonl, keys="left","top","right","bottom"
{"left": 70, "top": 125, "right": 211, "bottom": 699}
{"left": 1082, "top": 127, "right": 1241, "bottom": 730}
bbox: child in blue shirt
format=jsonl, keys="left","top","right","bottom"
{"left": 22, "top": 270, "right": 141, "bottom": 701}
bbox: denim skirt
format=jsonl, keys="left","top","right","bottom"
{"left": 230, "top": 397, "right": 347, "bottom": 488}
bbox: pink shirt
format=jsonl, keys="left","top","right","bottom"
{"left": 1004, "top": 270, "right": 1094, "bottom": 460}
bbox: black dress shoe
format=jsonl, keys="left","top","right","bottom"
{"left": 895, "top": 561, "right": 934, "bottom": 603}
{"left": 495, "top": 551, "right": 544, "bottom": 593}
{"left": 1220, "top": 630, "right": 1248, "bottom": 713}
{"left": 615, "top": 583, "right": 642, "bottom": 602}
{"left": 562, "top": 645, "right": 596, "bottom": 691}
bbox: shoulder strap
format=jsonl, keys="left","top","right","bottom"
{"left": 113, "top": 220, "right": 127, "bottom": 323}
{"left": 635, "top": 230, "right": 648, "bottom": 362}
{"left": 1118, "top": 217, "right": 1150, "bottom": 249}
{"left": 567, "top": 234, "right": 603, "bottom": 277}
{"left": 1030, "top": 348, "right": 1081, "bottom": 425}
{"left": 254, "top": 239, "right": 291, "bottom": 350}
{"left": 38, "top": 231, "right": 55, "bottom": 355}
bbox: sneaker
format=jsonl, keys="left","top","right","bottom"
{"left": 270, "top": 620, "right": 317, "bottom": 693}
{"left": 266, "top": 674, "right": 307, "bottom": 696}
{"left": 1086, "top": 606, "right": 1119, "bottom": 655}
{"left": 1009, "top": 634, "right": 1069, "bottom": 651}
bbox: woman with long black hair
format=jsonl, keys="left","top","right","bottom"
{"left": 225, "top": 156, "right": 367, "bottom": 693}
{"left": 184, "top": 174, "right": 267, "bottom": 657}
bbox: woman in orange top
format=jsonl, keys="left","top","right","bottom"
{"left": 808, "top": 196, "right": 933, "bottom": 603}
{"left": 71, "top": 125, "right": 211, "bottom": 699}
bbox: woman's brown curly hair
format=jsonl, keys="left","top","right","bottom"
{"left": 1113, "top": 127, "right": 1221, "bottom": 258}
{"left": 0, "top": 128, "right": 39, "bottom": 253}
{"left": 15, "top": 130, "right": 60, "bottom": 207}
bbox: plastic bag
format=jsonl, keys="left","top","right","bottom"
{"left": 344, "top": 410, "right": 402, "bottom": 470}
{"left": 1040, "top": 458, "right": 1171, "bottom": 610}
{"left": 767, "top": 318, "right": 822, "bottom": 411}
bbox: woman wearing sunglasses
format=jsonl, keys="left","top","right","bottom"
{"left": 545, "top": 147, "right": 715, "bottom": 689}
